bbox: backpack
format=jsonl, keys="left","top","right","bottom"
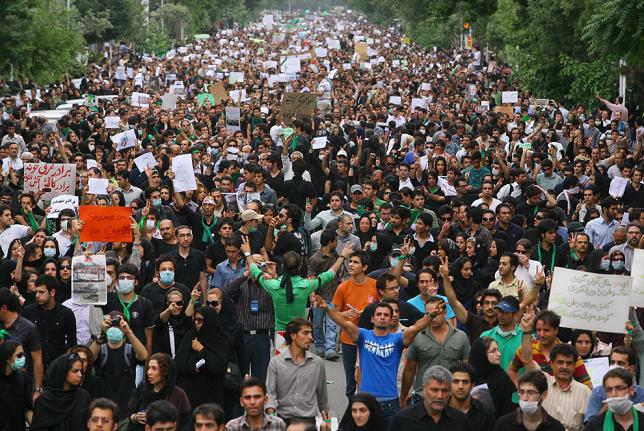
{"left": 97, "top": 343, "right": 134, "bottom": 372}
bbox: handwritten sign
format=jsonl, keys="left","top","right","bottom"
{"left": 629, "top": 249, "right": 644, "bottom": 306}
{"left": 72, "top": 254, "right": 107, "bottom": 305}
{"left": 80, "top": 206, "right": 132, "bottom": 243}
{"left": 110, "top": 129, "right": 137, "bottom": 152}
{"left": 549, "top": 267, "right": 631, "bottom": 333}
{"left": 609, "top": 176, "right": 629, "bottom": 198}
{"left": 228, "top": 72, "right": 244, "bottom": 84}
{"left": 171, "top": 154, "right": 197, "bottom": 193}
{"left": 281, "top": 92, "right": 317, "bottom": 123}
{"left": 48, "top": 194, "right": 79, "bottom": 219}
{"left": 584, "top": 357, "right": 610, "bottom": 388}
{"left": 24, "top": 163, "right": 76, "bottom": 195}
{"left": 311, "top": 137, "right": 328, "bottom": 150}
{"left": 105, "top": 116, "right": 120, "bottom": 129}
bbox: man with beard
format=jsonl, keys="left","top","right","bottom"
{"left": 609, "top": 222, "right": 641, "bottom": 273}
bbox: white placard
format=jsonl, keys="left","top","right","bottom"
{"left": 342, "top": 63, "right": 352, "bottom": 70}
{"left": 314, "top": 48, "right": 328, "bottom": 58}
{"left": 264, "top": 60, "right": 278, "bottom": 69}
{"left": 327, "top": 39, "right": 341, "bottom": 50}
{"left": 88, "top": 178, "right": 109, "bottom": 195}
{"left": 115, "top": 66, "right": 127, "bottom": 81}
{"left": 311, "top": 137, "right": 328, "bottom": 149}
{"left": 284, "top": 57, "right": 301, "bottom": 74}
{"left": 629, "top": 249, "right": 644, "bottom": 306}
{"left": 171, "top": 81, "right": 185, "bottom": 95}
{"left": 171, "top": 154, "right": 198, "bottom": 192}
{"left": 86, "top": 159, "right": 98, "bottom": 169}
{"left": 411, "top": 98, "right": 427, "bottom": 110}
{"left": 584, "top": 357, "right": 610, "bottom": 388}
{"left": 502, "top": 91, "right": 519, "bottom": 104}
{"left": 105, "top": 116, "right": 120, "bottom": 129}
{"left": 48, "top": 195, "right": 79, "bottom": 219}
{"left": 72, "top": 254, "right": 108, "bottom": 305}
{"left": 609, "top": 176, "right": 629, "bottom": 198}
{"left": 421, "top": 83, "right": 431, "bottom": 91}
{"left": 225, "top": 107, "right": 241, "bottom": 132}
{"left": 229, "top": 72, "right": 245, "bottom": 84}
{"left": 228, "top": 89, "right": 249, "bottom": 103}
{"left": 110, "top": 129, "right": 137, "bottom": 151}
{"left": 549, "top": 267, "right": 631, "bottom": 333}
{"left": 389, "top": 96, "right": 402, "bottom": 106}
{"left": 134, "top": 152, "right": 157, "bottom": 173}
{"left": 131, "top": 92, "right": 150, "bottom": 108}
{"left": 161, "top": 94, "right": 178, "bottom": 110}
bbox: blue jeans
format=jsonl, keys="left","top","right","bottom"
{"left": 379, "top": 398, "right": 400, "bottom": 421}
{"left": 341, "top": 343, "right": 358, "bottom": 399}
{"left": 243, "top": 331, "right": 271, "bottom": 383}
{"left": 312, "top": 305, "right": 337, "bottom": 354}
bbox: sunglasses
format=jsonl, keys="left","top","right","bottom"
{"left": 60, "top": 265, "right": 71, "bottom": 270}
{"left": 440, "top": 217, "right": 452, "bottom": 222}
{"left": 168, "top": 301, "right": 184, "bottom": 307}
{"left": 194, "top": 317, "right": 204, "bottom": 323}
{"left": 482, "top": 217, "right": 495, "bottom": 222}
{"left": 515, "top": 249, "right": 528, "bottom": 254}
{"left": 207, "top": 300, "right": 220, "bottom": 307}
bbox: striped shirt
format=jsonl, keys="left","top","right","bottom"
{"left": 541, "top": 373, "right": 591, "bottom": 431}
{"left": 225, "top": 413, "right": 286, "bottom": 431}
{"left": 511, "top": 338, "right": 592, "bottom": 388}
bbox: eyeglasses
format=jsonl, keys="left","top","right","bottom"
{"left": 194, "top": 317, "right": 204, "bottom": 323}
{"left": 168, "top": 301, "right": 184, "bottom": 307}
{"left": 60, "top": 265, "right": 71, "bottom": 270}
{"left": 207, "top": 300, "right": 220, "bottom": 307}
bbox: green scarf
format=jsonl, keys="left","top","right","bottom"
{"left": 117, "top": 294, "right": 137, "bottom": 322}
{"left": 201, "top": 216, "right": 217, "bottom": 244}
{"left": 603, "top": 408, "right": 638, "bottom": 431}
{"left": 0, "top": 329, "right": 9, "bottom": 341}
{"left": 26, "top": 212, "right": 39, "bottom": 231}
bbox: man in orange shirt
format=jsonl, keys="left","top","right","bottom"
{"left": 332, "top": 250, "right": 379, "bottom": 399}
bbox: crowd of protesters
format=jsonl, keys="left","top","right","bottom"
{"left": 1, "top": 6, "right": 644, "bottom": 431}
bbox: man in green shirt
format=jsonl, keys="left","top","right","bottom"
{"left": 479, "top": 296, "right": 523, "bottom": 371}
{"left": 241, "top": 236, "right": 352, "bottom": 331}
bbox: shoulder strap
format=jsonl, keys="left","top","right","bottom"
{"left": 124, "top": 343, "right": 133, "bottom": 368}
{"left": 99, "top": 344, "right": 108, "bottom": 369}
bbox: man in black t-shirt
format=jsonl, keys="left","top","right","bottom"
{"left": 139, "top": 255, "right": 190, "bottom": 316}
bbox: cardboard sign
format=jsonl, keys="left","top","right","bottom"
{"left": 72, "top": 254, "right": 108, "bottom": 305}
{"left": 209, "top": 81, "right": 227, "bottom": 104}
{"left": 24, "top": 163, "right": 76, "bottom": 195}
{"left": 629, "top": 249, "right": 644, "bottom": 306}
{"left": 355, "top": 42, "right": 368, "bottom": 61}
{"left": 281, "top": 92, "right": 317, "bottom": 123}
{"left": 80, "top": 206, "right": 132, "bottom": 243}
{"left": 549, "top": 267, "right": 631, "bottom": 333}
{"left": 494, "top": 106, "right": 514, "bottom": 116}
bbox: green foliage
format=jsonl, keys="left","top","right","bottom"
{"left": 140, "top": 19, "right": 174, "bottom": 56}
{"left": 0, "top": 0, "right": 84, "bottom": 84}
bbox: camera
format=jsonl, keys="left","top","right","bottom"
{"left": 111, "top": 316, "right": 121, "bottom": 327}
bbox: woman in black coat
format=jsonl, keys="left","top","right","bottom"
{"left": 469, "top": 337, "right": 516, "bottom": 418}
{"left": 175, "top": 306, "right": 229, "bottom": 409}
{"left": 0, "top": 340, "right": 33, "bottom": 431}
{"left": 31, "top": 353, "right": 91, "bottom": 431}
{"left": 338, "top": 392, "right": 387, "bottom": 431}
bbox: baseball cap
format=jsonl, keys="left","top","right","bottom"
{"left": 337, "top": 149, "right": 348, "bottom": 158}
{"left": 350, "top": 184, "right": 363, "bottom": 194}
{"left": 241, "top": 209, "right": 264, "bottom": 222}
{"left": 202, "top": 196, "right": 216, "bottom": 205}
{"left": 495, "top": 296, "right": 520, "bottom": 313}
{"left": 568, "top": 221, "right": 585, "bottom": 233}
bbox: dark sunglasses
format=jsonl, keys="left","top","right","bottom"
{"left": 60, "top": 265, "right": 71, "bottom": 270}
{"left": 168, "top": 300, "right": 184, "bottom": 307}
{"left": 482, "top": 217, "right": 495, "bottom": 222}
{"left": 207, "top": 300, "right": 220, "bottom": 307}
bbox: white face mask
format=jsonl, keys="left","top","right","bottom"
{"left": 146, "top": 220, "right": 156, "bottom": 230}
{"left": 604, "top": 395, "right": 633, "bottom": 415}
{"left": 519, "top": 400, "right": 539, "bottom": 416}
{"left": 492, "top": 168, "right": 501, "bottom": 176}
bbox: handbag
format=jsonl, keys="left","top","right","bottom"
{"left": 223, "top": 361, "right": 242, "bottom": 390}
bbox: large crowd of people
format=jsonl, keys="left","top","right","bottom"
{"left": 0, "top": 6, "right": 643, "bottom": 431}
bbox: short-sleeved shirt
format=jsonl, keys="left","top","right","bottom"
{"left": 511, "top": 338, "right": 591, "bottom": 388}
{"left": 0, "top": 316, "right": 41, "bottom": 375}
{"left": 541, "top": 373, "right": 590, "bottom": 431}
{"left": 357, "top": 328, "right": 404, "bottom": 399}
{"left": 170, "top": 248, "right": 206, "bottom": 291}
{"left": 406, "top": 325, "right": 471, "bottom": 394}
{"left": 332, "top": 277, "right": 379, "bottom": 345}
{"left": 103, "top": 293, "right": 155, "bottom": 345}
{"left": 407, "top": 294, "right": 456, "bottom": 320}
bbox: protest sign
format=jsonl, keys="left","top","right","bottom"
{"left": 629, "top": 249, "right": 644, "bottom": 306}
{"left": 501, "top": 91, "right": 519, "bottom": 104}
{"left": 171, "top": 154, "right": 198, "bottom": 192}
{"left": 86, "top": 159, "right": 98, "bottom": 169}
{"left": 311, "top": 137, "right": 328, "bottom": 149}
{"left": 24, "top": 163, "right": 76, "bottom": 195}
{"left": 161, "top": 94, "right": 178, "bottom": 110}
{"left": 584, "top": 357, "right": 610, "bottom": 388}
{"left": 421, "top": 83, "right": 431, "bottom": 91}
{"left": 494, "top": 106, "right": 514, "bottom": 116}
{"left": 549, "top": 267, "right": 631, "bottom": 333}
{"left": 115, "top": 66, "right": 126, "bottom": 81}
{"left": 209, "top": 81, "right": 227, "bottom": 104}
{"left": 283, "top": 57, "right": 301, "bottom": 74}
{"left": 225, "top": 107, "right": 241, "bottom": 132}
{"left": 105, "top": 116, "right": 120, "bottom": 129}
{"left": 281, "top": 92, "right": 317, "bottom": 123}
{"left": 80, "top": 206, "right": 132, "bottom": 243}
{"left": 355, "top": 41, "right": 368, "bottom": 61}
{"left": 72, "top": 254, "right": 107, "bottom": 305}
{"left": 229, "top": 72, "right": 245, "bottom": 84}
{"left": 228, "top": 89, "right": 249, "bottom": 103}
{"left": 134, "top": 152, "right": 157, "bottom": 173}
{"left": 110, "top": 129, "right": 137, "bottom": 151}
{"left": 197, "top": 93, "right": 216, "bottom": 106}
{"left": 131, "top": 92, "right": 150, "bottom": 108}
{"left": 314, "top": 48, "right": 328, "bottom": 57}
{"left": 327, "top": 39, "right": 341, "bottom": 50}
{"left": 389, "top": 96, "right": 402, "bottom": 106}
{"left": 170, "top": 81, "right": 185, "bottom": 95}
{"left": 411, "top": 98, "right": 427, "bottom": 110}
{"left": 48, "top": 195, "right": 79, "bottom": 219}
{"left": 87, "top": 178, "right": 109, "bottom": 195}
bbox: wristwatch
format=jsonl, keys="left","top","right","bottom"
{"left": 243, "top": 252, "right": 251, "bottom": 257}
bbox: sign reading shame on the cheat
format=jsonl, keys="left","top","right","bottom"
{"left": 79, "top": 206, "right": 132, "bottom": 243}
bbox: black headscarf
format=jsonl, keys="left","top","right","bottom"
{"left": 589, "top": 249, "right": 609, "bottom": 274}
{"left": 216, "top": 289, "right": 244, "bottom": 336}
{"left": 338, "top": 392, "right": 387, "bottom": 431}
{"left": 469, "top": 337, "right": 516, "bottom": 418}
{"left": 175, "top": 307, "right": 228, "bottom": 377}
{"left": 449, "top": 256, "right": 478, "bottom": 305}
{"left": 31, "top": 353, "right": 90, "bottom": 430}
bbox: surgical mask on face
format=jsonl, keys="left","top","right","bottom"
{"left": 605, "top": 395, "right": 633, "bottom": 415}
{"left": 11, "top": 356, "right": 26, "bottom": 371}
{"left": 146, "top": 219, "right": 156, "bottom": 230}
{"left": 519, "top": 400, "right": 540, "bottom": 416}
{"left": 492, "top": 168, "right": 501, "bottom": 176}
{"left": 612, "top": 260, "right": 625, "bottom": 271}
{"left": 390, "top": 258, "right": 398, "bottom": 268}
{"left": 61, "top": 220, "right": 69, "bottom": 230}
{"left": 567, "top": 186, "right": 580, "bottom": 195}
{"left": 600, "top": 259, "right": 611, "bottom": 271}
{"left": 43, "top": 247, "right": 56, "bottom": 258}
{"left": 319, "top": 153, "right": 325, "bottom": 161}
{"left": 117, "top": 279, "right": 135, "bottom": 294}
{"left": 369, "top": 242, "right": 377, "bottom": 252}
{"left": 249, "top": 226, "right": 258, "bottom": 233}
{"left": 88, "top": 143, "right": 95, "bottom": 152}
{"left": 105, "top": 274, "right": 113, "bottom": 286}
{"left": 159, "top": 270, "right": 174, "bottom": 285}
{"left": 152, "top": 198, "right": 162, "bottom": 207}
{"left": 106, "top": 327, "right": 124, "bottom": 344}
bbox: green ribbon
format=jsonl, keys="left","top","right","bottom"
{"left": 26, "top": 212, "right": 39, "bottom": 231}
{"left": 0, "top": 329, "right": 9, "bottom": 341}
{"left": 603, "top": 408, "right": 638, "bottom": 431}
{"left": 117, "top": 294, "right": 137, "bottom": 321}
{"left": 201, "top": 216, "right": 217, "bottom": 245}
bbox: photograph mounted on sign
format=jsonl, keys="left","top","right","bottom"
{"left": 72, "top": 254, "right": 107, "bottom": 305}
{"left": 280, "top": 92, "right": 317, "bottom": 124}
{"left": 225, "top": 107, "right": 241, "bottom": 132}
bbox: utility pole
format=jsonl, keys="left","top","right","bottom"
{"left": 619, "top": 58, "right": 626, "bottom": 102}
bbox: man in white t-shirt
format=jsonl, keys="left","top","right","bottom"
{"left": 0, "top": 204, "right": 31, "bottom": 257}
